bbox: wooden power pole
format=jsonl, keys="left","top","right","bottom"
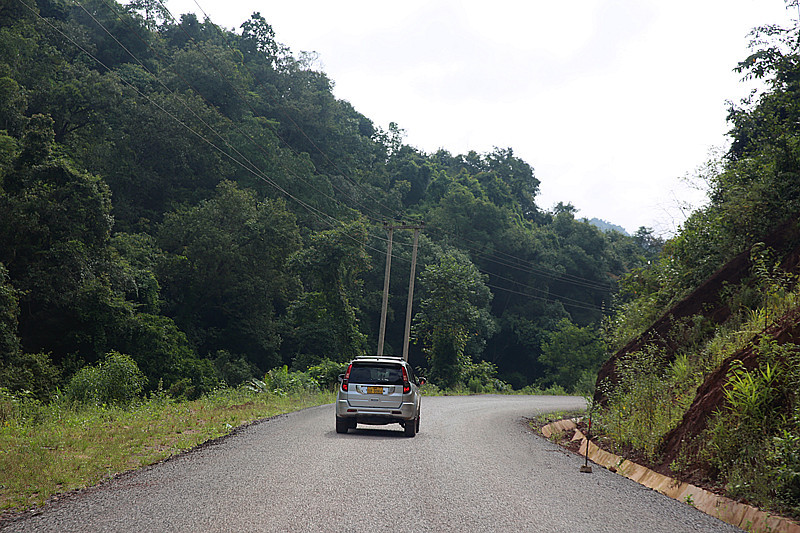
{"left": 377, "top": 222, "right": 424, "bottom": 360}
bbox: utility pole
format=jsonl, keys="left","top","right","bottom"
{"left": 377, "top": 225, "right": 393, "bottom": 356}
{"left": 402, "top": 227, "right": 420, "bottom": 361}
{"left": 376, "top": 222, "right": 424, "bottom": 360}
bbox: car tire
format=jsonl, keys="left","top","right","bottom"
{"left": 416, "top": 414, "right": 420, "bottom": 433}
{"left": 404, "top": 417, "right": 417, "bottom": 437}
{"left": 335, "top": 417, "right": 349, "bottom": 434}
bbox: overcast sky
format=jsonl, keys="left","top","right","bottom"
{"left": 159, "top": 0, "right": 796, "bottom": 235}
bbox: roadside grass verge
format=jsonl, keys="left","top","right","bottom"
{"left": 0, "top": 388, "right": 334, "bottom": 513}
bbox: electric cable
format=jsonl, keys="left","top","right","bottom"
{"left": 89, "top": 0, "right": 390, "bottom": 226}
{"left": 178, "top": 0, "right": 409, "bottom": 224}
{"left": 26, "top": 0, "right": 616, "bottom": 311}
{"left": 138, "top": 0, "right": 619, "bottom": 299}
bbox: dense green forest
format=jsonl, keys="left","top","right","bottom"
{"left": 0, "top": 0, "right": 659, "bottom": 400}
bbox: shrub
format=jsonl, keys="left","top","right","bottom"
{"left": 704, "top": 340, "right": 800, "bottom": 513}
{"left": 0, "top": 387, "right": 43, "bottom": 425}
{"left": 250, "top": 366, "right": 319, "bottom": 396}
{"left": 306, "top": 359, "right": 347, "bottom": 391}
{"left": 0, "top": 351, "right": 60, "bottom": 401}
{"left": 64, "top": 351, "right": 146, "bottom": 406}
{"left": 461, "top": 360, "right": 509, "bottom": 392}
{"left": 168, "top": 357, "right": 220, "bottom": 400}
{"left": 467, "top": 377, "right": 483, "bottom": 394}
{"left": 594, "top": 347, "right": 676, "bottom": 459}
{"left": 212, "top": 350, "right": 258, "bottom": 387}
{"left": 772, "top": 424, "right": 800, "bottom": 511}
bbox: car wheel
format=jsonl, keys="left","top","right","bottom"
{"left": 404, "top": 417, "right": 417, "bottom": 437}
{"left": 416, "top": 414, "right": 420, "bottom": 433}
{"left": 335, "top": 417, "right": 349, "bottom": 434}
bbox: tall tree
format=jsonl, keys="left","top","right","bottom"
{"left": 412, "top": 250, "right": 495, "bottom": 388}
{"left": 157, "top": 180, "right": 302, "bottom": 370}
{"left": 284, "top": 220, "right": 371, "bottom": 367}
{"left": 0, "top": 115, "right": 115, "bottom": 361}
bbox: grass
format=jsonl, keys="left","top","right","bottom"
{"left": 0, "top": 388, "right": 334, "bottom": 513}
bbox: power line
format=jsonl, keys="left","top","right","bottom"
{"left": 49, "top": 0, "right": 407, "bottom": 268}
{"left": 155, "top": 0, "right": 407, "bottom": 225}
{"left": 29, "top": 0, "right": 616, "bottom": 312}
{"left": 28, "top": 0, "right": 359, "bottom": 237}
{"left": 138, "top": 0, "right": 618, "bottom": 300}
{"left": 485, "top": 282, "right": 604, "bottom": 313}
{"left": 424, "top": 222, "right": 616, "bottom": 292}
{"left": 89, "top": 0, "right": 386, "bottom": 226}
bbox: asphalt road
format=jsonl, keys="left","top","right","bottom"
{"left": 2, "top": 395, "right": 742, "bottom": 532}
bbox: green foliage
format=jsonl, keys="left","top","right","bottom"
{"left": 0, "top": 2, "right": 654, "bottom": 409}
{"left": 109, "top": 233, "right": 162, "bottom": 314}
{"left": 594, "top": 18, "right": 800, "bottom": 519}
{"left": 158, "top": 181, "right": 302, "bottom": 370}
{"left": 284, "top": 220, "right": 370, "bottom": 363}
{"left": 594, "top": 344, "right": 701, "bottom": 460}
{"left": 722, "top": 358, "right": 777, "bottom": 422}
{"left": 772, "top": 420, "right": 800, "bottom": 511}
{"left": 704, "top": 340, "right": 800, "bottom": 513}
{"left": 0, "top": 386, "right": 334, "bottom": 513}
{"left": 305, "top": 359, "right": 348, "bottom": 391}
{"left": 64, "top": 351, "right": 146, "bottom": 406}
{"left": 248, "top": 366, "right": 320, "bottom": 396}
{"left": 212, "top": 350, "right": 259, "bottom": 387}
{"left": 0, "top": 352, "right": 61, "bottom": 402}
{"left": 538, "top": 318, "right": 605, "bottom": 393}
{"left": 119, "top": 312, "right": 206, "bottom": 392}
{"left": 0, "top": 387, "right": 43, "bottom": 426}
{"left": 461, "top": 360, "right": 509, "bottom": 393}
{"left": 0, "top": 262, "right": 20, "bottom": 360}
{"left": 413, "top": 249, "right": 496, "bottom": 388}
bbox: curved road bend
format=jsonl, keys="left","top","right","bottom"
{"left": 2, "top": 395, "right": 742, "bottom": 533}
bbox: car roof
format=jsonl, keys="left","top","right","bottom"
{"left": 351, "top": 355, "right": 406, "bottom": 365}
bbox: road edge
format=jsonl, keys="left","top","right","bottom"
{"left": 538, "top": 419, "right": 800, "bottom": 533}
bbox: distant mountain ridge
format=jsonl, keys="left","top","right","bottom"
{"left": 585, "top": 218, "right": 629, "bottom": 235}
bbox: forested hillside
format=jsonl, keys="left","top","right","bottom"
{"left": 595, "top": 9, "right": 800, "bottom": 519}
{"left": 0, "top": 0, "right": 657, "bottom": 400}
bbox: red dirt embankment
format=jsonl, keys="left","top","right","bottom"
{"left": 594, "top": 217, "right": 800, "bottom": 473}
{"left": 658, "top": 308, "right": 800, "bottom": 471}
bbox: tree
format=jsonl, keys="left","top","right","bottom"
{"left": 95, "top": 89, "right": 231, "bottom": 229}
{"left": 284, "top": 220, "right": 371, "bottom": 367}
{"left": 157, "top": 181, "right": 302, "bottom": 371}
{"left": 0, "top": 263, "right": 20, "bottom": 361}
{"left": 0, "top": 115, "right": 116, "bottom": 361}
{"left": 539, "top": 318, "right": 606, "bottom": 392}
{"left": 239, "top": 12, "right": 286, "bottom": 66}
{"left": 0, "top": 76, "right": 27, "bottom": 134}
{"left": 125, "top": 0, "right": 171, "bottom": 30}
{"left": 168, "top": 43, "right": 251, "bottom": 120}
{"left": 412, "top": 250, "right": 496, "bottom": 388}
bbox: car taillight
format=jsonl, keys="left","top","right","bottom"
{"left": 342, "top": 363, "right": 352, "bottom": 392}
{"left": 401, "top": 366, "right": 411, "bottom": 394}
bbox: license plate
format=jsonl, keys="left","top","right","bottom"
{"left": 367, "top": 386, "right": 384, "bottom": 394}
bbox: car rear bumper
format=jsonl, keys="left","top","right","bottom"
{"left": 336, "top": 398, "right": 417, "bottom": 423}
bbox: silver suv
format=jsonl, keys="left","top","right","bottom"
{"left": 335, "top": 355, "right": 424, "bottom": 437}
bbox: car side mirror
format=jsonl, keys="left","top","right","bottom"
{"left": 337, "top": 374, "right": 345, "bottom": 382}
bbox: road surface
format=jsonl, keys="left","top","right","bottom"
{"left": 1, "top": 395, "right": 742, "bottom": 532}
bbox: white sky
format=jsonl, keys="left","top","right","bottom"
{"left": 160, "top": 0, "right": 796, "bottom": 235}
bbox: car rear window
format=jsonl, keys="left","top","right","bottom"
{"left": 348, "top": 364, "right": 404, "bottom": 385}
